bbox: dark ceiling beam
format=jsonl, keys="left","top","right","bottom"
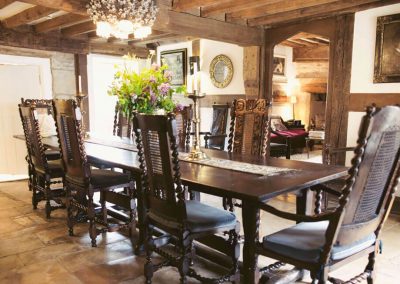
{"left": 35, "top": 13, "right": 89, "bottom": 33}
{"left": 62, "top": 21, "right": 96, "bottom": 37}
{"left": 230, "top": 0, "right": 338, "bottom": 20}
{"left": 18, "top": 0, "right": 87, "bottom": 15}
{"left": 249, "top": 0, "right": 392, "bottom": 26}
{"left": 154, "top": 7, "right": 263, "bottom": 46}
{"left": 0, "top": 23, "right": 149, "bottom": 56}
{"left": 2, "top": 6, "right": 57, "bottom": 28}
{"left": 173, "top": 0, "right": 226, "bottom": 12}
{"left": 201, "top": 0, "right": 282, "bottom": 17}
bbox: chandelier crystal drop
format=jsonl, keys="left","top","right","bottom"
{"left": 87, "top": 0, "right": 158, "bottom": 40}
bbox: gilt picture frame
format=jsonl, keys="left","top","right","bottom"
{"left": 374, "top": 13, "right": 400, "bottom": 83}
{"left": 160, "top": 48, "right": 187, "bottom": 86}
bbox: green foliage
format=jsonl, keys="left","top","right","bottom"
{"left": 108, "top": 54, "right": 187, "bottom": 117}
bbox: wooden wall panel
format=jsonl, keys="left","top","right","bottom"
{"left": 348, "top": 93, "right": 400, "bottom": 111}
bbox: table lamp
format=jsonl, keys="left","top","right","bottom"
{"left": 290, "top": 95, "right": 297, "bottom": 120}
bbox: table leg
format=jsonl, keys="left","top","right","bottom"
{"left": 242, "top": 201, "right": 260, "bottom": 284}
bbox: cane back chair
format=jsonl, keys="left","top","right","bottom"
{"left": 53, "top": 99, "right": 136, "bottom": 247}
{"left": 133, "top": 113, "right": 240, "bottom": 283}
{"left": 257, "top": 105, "right": 400, "bottom": 283}
{"left": 18, "top": 104, "right": 65, "bottom": 218}
{"left": 203, "top": 103, "right": 229, "bottom": 150}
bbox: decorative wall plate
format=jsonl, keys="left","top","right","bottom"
{"left": 209, "top": 55, "right": 233, "bottom": 88}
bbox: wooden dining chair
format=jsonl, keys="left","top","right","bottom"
{"left": 133, "top": 112, "right": 240, "bottom": 284}
{"left": 257, "top": 105, "right": 400, "bottom": 283}
{"left": 113, "top": 101, "right": 132, "bottom": 138}
{"left": 203, "top": 103, "right": 229, "bottom": 150}
{"left": 175, "top": 105, "right": 192, "bottom": 148}
{"left": 53, "top": 99, "right": 136, "bottom": 247}
{"left": 227, "top": 99, "right": 270, "bottom": 156}
{"left": 18, "top": 104, "right": 65, "bottom": 218}
{"left": 20, "top": 98, "right": 60, "bottom": 192}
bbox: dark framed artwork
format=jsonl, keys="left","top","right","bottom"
{"left": 160, "top": 48, "right": 187, "bottom": 86}
{"left": 273, "top": 55, "right": 286, "bottom": 77}
{"left": 374, "top": 13, "right": 400, "bottom": 83}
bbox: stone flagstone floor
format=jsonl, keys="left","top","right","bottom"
{"left": 0, "top": 180, "right": 399, "bottom": 283}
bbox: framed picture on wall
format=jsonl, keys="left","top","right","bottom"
{"left": 273, "top": 55, "right": 286, "bottom": 79}
{"left": 160, "top": 48, "right": 187, "bottom": 86}
{"left": 374, "top": 13, "right": 400, "bottom": 83}
{"left": 272, "top": 83, "right": 288, "bottom": 103}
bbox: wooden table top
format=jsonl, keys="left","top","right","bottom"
{"left": 15, "top": 134, "right": 348, "bottom": 203}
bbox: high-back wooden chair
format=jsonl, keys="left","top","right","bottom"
{"left": 133, "top": 112, "right": 240, "bottom": 283}
{"left": 175, "top": 105, "right": 192, "bottom": 148}
{"left": 257, "top": 105, "right": 400, "bottom": 283}
{"left": 113, "top": 102, "right": 132, "bottom": 138}
{"left": 53, "top": 99, "right": 136, "bottom": 247}
{"left": 204, "top": 103, "right": 229, "bottom": 150}
{"left": 227, "top": 99, "right": 270, "bottom": 157}
{"left": 18, "top": 104, "right": 64, "bottom": 218}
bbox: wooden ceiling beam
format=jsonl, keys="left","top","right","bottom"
{"left": 248, "top": 0, "right": 386, "bottom": 26}
{"left": 62, "top": 21, "right": 96, "bottom": 37}
{"left": 0, "top": 0, "right": 14, "bottom": 10}
{"left": 18, "top": 0, "right": 87, "bottom": 15}
{"left": 287, "top": 38, "right": 315, "bottom": 47}
{"left": 230, "top": 0, "right": 338, "bottom": 20}
{"left": 201, "top": 0, "right": 282, "bottom": 17}
{"left": 154, "top": 7, "right": 263, "bottom": 46}
{"left": 0, "top": 24, "right": 149, "bottom": 56}
{"left": 35, "top": 13, "right": 89, "bottom": 33}
{"left": 129, "top": 33, "right": 179, "bottom": 45}
{"left": 173, "top": 0, "right": 225, "bottom": 12}
{"left": 281, "top": 39, "right": 306, "bottom": 48}
{"left": 2, "top": 6, "right": 57, "bottom": 28}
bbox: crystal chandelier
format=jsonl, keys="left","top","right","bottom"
{"left": 87, "top": 0, "right": 158, "bottom": 40}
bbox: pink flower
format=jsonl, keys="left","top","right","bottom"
{"left": 158, "top": 83, "right": 170, "bottom": 95}
{"left": 164, "top": 70, "right": 173, "bottom": 80}
{"left": 174, "top": 103, "right": 184, "bottom": 112}
{"left": 149, "top": 75, "right": 156, "bottom": 83}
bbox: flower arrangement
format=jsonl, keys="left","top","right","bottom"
{"left": 108, "top": 54, "right": 186, "bottom": 117}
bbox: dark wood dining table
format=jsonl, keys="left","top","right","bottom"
{"left": 15, "top": 134, "right": 348, "bottom": 283}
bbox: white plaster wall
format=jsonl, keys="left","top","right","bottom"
{"left": 199, "top": 39, "right": 245, "bottom": 95}
{"left": 271, "top": 44, "right": 296, "bottom": 120}
{"left": 347, "top": 5, "right": 400, "bottom": 196}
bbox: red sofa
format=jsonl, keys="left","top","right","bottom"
{"left": 270, "top": 116, "right": 308, "bottom": 156}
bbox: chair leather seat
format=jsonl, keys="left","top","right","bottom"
{"left": 35, "top": 159, "right": 63, "bottom": 177}
{"left": 45, "top": 150, "right": 61, "bottom": 160}
{"left": 262, "top": 221, "right": 376, "bottom": 263}
{"left": 90, "top": 169, "right": 131, "bottom": 188}
{"left": 149, "top": 200, "right": 237, "bottom": 234}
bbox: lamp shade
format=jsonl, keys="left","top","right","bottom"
{"left": 290, "top": 95, "right": 297, "bottom": 104}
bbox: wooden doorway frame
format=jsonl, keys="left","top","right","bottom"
{"left": 262, "top": 15, "right": 355, "bottom": 165}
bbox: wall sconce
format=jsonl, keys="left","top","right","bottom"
{"left": 189, "top": 56, "right": 200, "bottom": 75}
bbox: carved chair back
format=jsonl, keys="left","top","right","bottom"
{"left": 20, "top": 98, "right": 53, "bottom": 115}
{"left": 133, "top": 113, "right": 186, "bottom": 224}
{"left": 18, "top": 105, "right": 48, "bottom": 171}
{"left": 53, "top": 99, "right": 90, "bottom": 185}
{"left": 175, "top": 105, "right": 192, "bottom": 148}
{"left": 329, "top": 106, "right": 400, "bottom": 248}
{"left": 227, "top": 99, "right": 270, "bottom": 156}
{"left": 113, "top": 102, "right": 132, "bottom": 138}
